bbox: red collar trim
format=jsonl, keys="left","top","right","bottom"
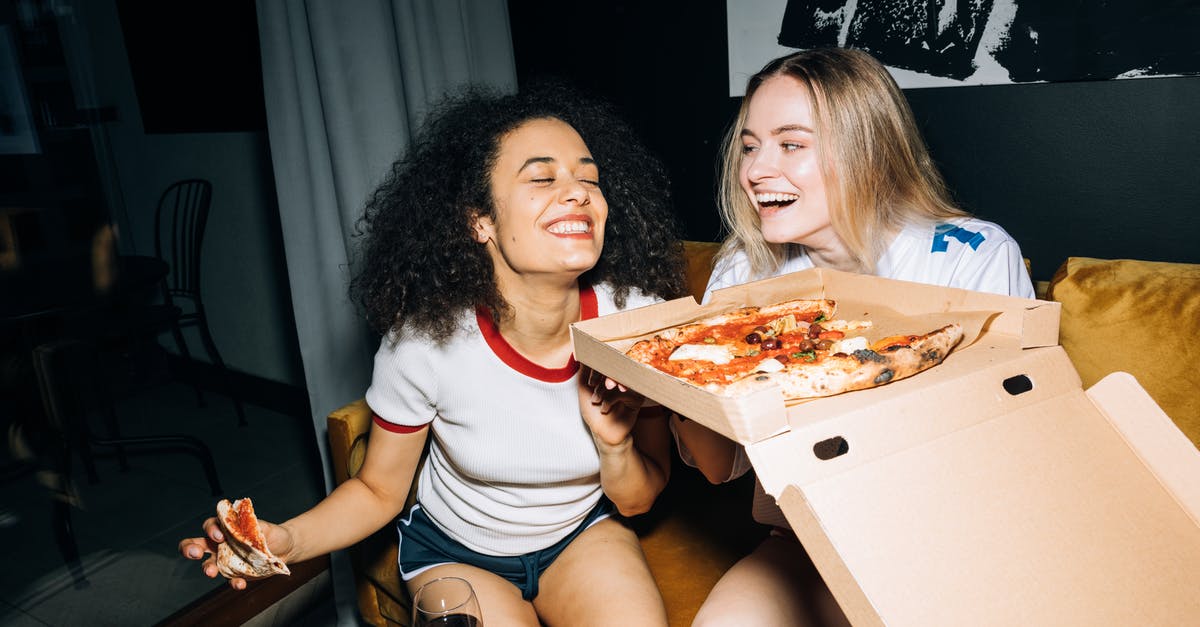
{"left": 476, "top": 284, "right": 598, "bottom": 382}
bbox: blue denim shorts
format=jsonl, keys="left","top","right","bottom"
{"left": 397, "top": 497, "right": 614, "bottom": 600}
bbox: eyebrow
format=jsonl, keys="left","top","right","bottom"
{"left": 741, "top": 124, "right": 814, "bottom": 138}
{"left": 518, "top": 156, "right": 596, "bottom": 172}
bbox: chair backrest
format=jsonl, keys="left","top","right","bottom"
{"left": 154, "top": 179, "right": 212, "bottom": 302}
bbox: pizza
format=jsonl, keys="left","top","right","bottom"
{"left": 625, "top": 298, "right": 962, "bottom": 399}
{"left": 214, "top": 497, "right": 290, "bottom": 578}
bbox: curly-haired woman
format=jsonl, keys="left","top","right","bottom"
{"left": 180, "top": 83, "right": 686, "bottom": 625}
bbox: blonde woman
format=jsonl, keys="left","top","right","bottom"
{"left": 675, "top": 48, "right": 1034, "bottom": 626}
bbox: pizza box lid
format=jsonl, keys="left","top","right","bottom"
{"left": 573, "top": 267, "right": 1200, "bottom": 624}
{"left": 571, "top": 267, "right": 1060, "bottom": 445}
{"left": 760, "top": 347, "right": 1200, "bottom": 625}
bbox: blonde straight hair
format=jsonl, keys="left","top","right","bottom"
{"left": 716, "top": 47, "right": 968, "bottom": 278}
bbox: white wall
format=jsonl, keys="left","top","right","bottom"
{"left": 77, "top": 0, "right": 303, "bottom": 386}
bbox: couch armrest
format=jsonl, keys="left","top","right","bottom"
{"left": 327, "top": 399, "right": 412, "bottom": 626}
{"left": 328, "top": 399, "right": 372, "bottom": 485}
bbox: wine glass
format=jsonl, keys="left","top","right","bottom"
{"left": 411, "top": 576, "right": 484, "bottom": 627}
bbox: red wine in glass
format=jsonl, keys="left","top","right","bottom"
{"left": 422, "top": 615, "right": 480, "bottom": 627}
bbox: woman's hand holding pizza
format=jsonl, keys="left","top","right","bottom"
{"left": 178, "top": 498, "right": 295, "bottom": 590}
{"left": 579, "top": 365, "right": 671, "bottom": 517}
{"left": 579, "top": 365, "right": 645, "bottom": 450}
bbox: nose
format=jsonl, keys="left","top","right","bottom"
{"left": 558, "top": 178, "right": 590, "bottom": 205}
{"left": 743, "top": 149, "right": 779, "bottom": 185}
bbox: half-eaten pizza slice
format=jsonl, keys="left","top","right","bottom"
{"left": 215, "top": 497, "right": 290, "bottom": 578}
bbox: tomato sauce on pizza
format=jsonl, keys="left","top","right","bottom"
{"left": 626, "top": 298, "right": 962, "bottom": 399}
{"left": 232, "top": 498, "right": 267, "bottom": 552}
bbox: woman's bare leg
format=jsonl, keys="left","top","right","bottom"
{"left": 533, "top": 518, "right": 668, "bottom": 627}
{"left": 692, "top": 535, "right": 850, "bottom": 627}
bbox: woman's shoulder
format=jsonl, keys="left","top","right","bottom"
{"left": 377, "top": 309, "right": 477, "bottom": 356}
{"left": 704, "top": 247, "right": 812, "bottom": 300}
{"left": 888, "top": 217, "right": 1033, "bottom": 297}
{"left": 898, "top": 216, "right": 1022, "bottom": 253}
{"left": 703, "top": 249, "right": 752, "bottom": 300}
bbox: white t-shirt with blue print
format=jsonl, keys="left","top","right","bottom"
{"left": 704, "top": 217, "right": 1036, "bottom": 302}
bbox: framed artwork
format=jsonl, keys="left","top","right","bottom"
{"left": 0, "top": 24, "right": 40, "bottom": 154}
{"left": 727, "top": 0, "right": 1200, "bottom": 94}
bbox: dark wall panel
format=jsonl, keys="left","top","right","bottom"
{"left": 509, "top": 0, "right": 735, "bottom": 243}
{"left": 906, "top": 77, "right": 1200, "bottom": 280}
{"left": 115, "top": 1, "right": 266, "bottom": 134}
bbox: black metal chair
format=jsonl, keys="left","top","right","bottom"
{"left": 155, "top": 179, "right": 247, "bottom": 425}
{"left": 32, "top": 338, "right": 223, "bottom": 586}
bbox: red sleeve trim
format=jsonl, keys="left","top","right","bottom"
{"left": 372, "top": 413, "right": 430, "bottom": 434}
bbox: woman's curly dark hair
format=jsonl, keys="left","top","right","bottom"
{"left": 350, "top": 81, "right": 686, "bottom": 339}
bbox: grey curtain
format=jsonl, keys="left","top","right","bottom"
{"left": 255, "top": 1, "right": 516, "bottom": 621}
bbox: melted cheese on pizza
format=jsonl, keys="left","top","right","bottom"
{"left": 669, "top": 343, "right": 737, "bottom": 364}
{"left": 829, "top": 336, "right": 868, "bottom": 355}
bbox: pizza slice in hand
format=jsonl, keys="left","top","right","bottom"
{"left": 214, "top": 497, "right": 290, "bottom": 578}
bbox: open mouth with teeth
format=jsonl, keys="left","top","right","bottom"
{"left": 546, "top": 218, "right": 593, "bottom": 237}
{"left": 756, "top": 192, "right": 799, "bottom": 210}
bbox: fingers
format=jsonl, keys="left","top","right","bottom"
{"left": 179, "top": 537, "right": 224, "bottom": 581}
{"left": 180, "top": 514, "right": 258, "bottom": 591}
{"left": 179, "top": 537, "right": 209, "bottom": 561}
{"left": 579, "top": 368, "right": 642, "bottom": 417}
{"left": 583, "top": 367, "right": 627, "bottom": 394}
{"left": 202, "top": 516, "right": 225, "bottom": 543}
{"left": 183, "top": 516, "right": 240, "bottom": 587}
{"left": 203, "top": 556, "right": 220, "bottom": 579}
{"left": 593, "top": 382, "right": 643, "bottom": 414}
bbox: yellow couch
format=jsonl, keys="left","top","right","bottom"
{"left": 326, "top": 245, "right": 1200, "bottom": 626}
{"left": 1046, "top": 256, "right": 1199, "bottom": 447}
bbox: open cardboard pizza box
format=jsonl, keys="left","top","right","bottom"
{"left": 572, "top": 268, "right": 1200, "bottom": 626}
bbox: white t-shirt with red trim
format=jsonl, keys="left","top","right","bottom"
{"left": 365, "top": 283, "right": 660, "bottom": 556}
{"left": 679, "top": 217, "right": 1036, "bottom": 527}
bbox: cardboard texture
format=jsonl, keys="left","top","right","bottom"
{"left": 573, "top": 268, "right": 1060, "bottom": 443}
{"left": 572, "top": 268, "right": 1200, "bottom": 625}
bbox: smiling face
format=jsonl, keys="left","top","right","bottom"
{"left": 474, "top": 117, "right": 607, "bottom": 281}
{"left": 739, "top": 75, "right": 837, "bottom": 249}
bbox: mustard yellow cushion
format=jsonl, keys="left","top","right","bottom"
{"left": 682, "top": 240, "right": 721, "bottom": 302}
{"left": 1047, "top": 257, "right": 1200, "bottom": 447}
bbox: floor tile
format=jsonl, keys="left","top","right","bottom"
{"left": 0, "top": 599, "right": 49, "bottom": 626}
{"left": 17, "top": 549, "right": 219, "bottom": 626}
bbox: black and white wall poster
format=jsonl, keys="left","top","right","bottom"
{"left": 728, "top": 0, "right": 1200, "bottom": 94}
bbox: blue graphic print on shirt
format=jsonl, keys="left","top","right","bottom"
{"left": 932, "top": 223, "right": 985, "bottom": 253}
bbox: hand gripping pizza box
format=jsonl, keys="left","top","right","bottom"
{"left": 571, "top": 268, "right": 1200, "bottom": 626}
